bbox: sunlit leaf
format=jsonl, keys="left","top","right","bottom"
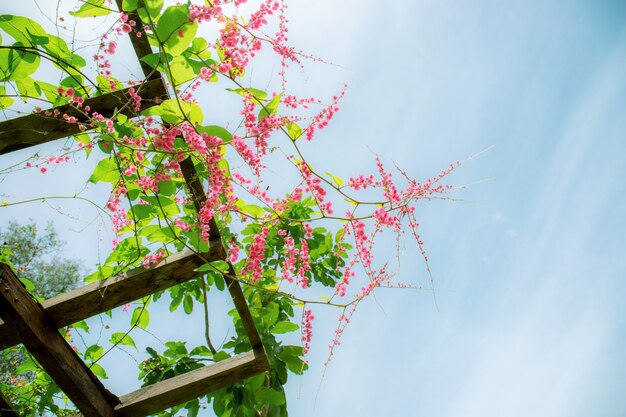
{"left": 88, "top": 157, "right": 120, "bottom": 184}
{"left": 69, "top": 0, "right": 113, "bottom": 17}
{"left": 132, "top": 307, "right": 150, "bottom": 330}
{"left": 110, "top": 332, "right": 137, "bottom": 349}
{"left": 271, "top": 321, "right": 299, "bottom": 334}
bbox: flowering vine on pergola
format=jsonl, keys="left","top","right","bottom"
{"left": 0, "top": 0, "right": 461, "bottom": 415}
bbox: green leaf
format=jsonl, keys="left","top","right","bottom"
{"left": 156, "top": 5, "right": 197, "bottom": 55}
{"left": 167, "top": 21, "right": 197, "bottom": 56}
{"left": 190, "top": 345, "right": 213, "bottom": 357}
{"left": 156, "top": 5, "right": 188, "bottom": 41}
{"left": 183, "top": 294, "right": 193, "bottom": 314}
{"left": 15, "top": 76, "right": 41, "bottom": 98}
{"left": 0, "top": 46, "right": 40, "bottom": 81}
{"left": 213, "top": 351, "right": 230, "bottom": 362}
{"left": 89, "top": 363, "right": 108, "bottom": 379}
{"left": 197, "top": 125, "right": 232, "bottom": 144}
{"left": 164, "top": 341, "right": 187, "bottom": 356}
{"left": 122, "top": 0, "right": 139, "bottom": 11}
{"left": 255, "top": 388, "right": 286, "bottom": 405}
{"left": 130, "top": 204, "right": 156, "bottom": 220}
{"left": 226, "top": 87, "right": 267, "bottom": 104}
{"left": 286, "top": 122, "right": 302, "bottom": 140}
{"left": 110, "top": 332, "right": 137, "bottom": 349}
{"left": 271, "top": 321, "right": 299, "bottom": 334}
{"left": 84, "top": 345, "right": 103, "bottom": 362}
{"left": 132, "top": 307, "right": 150, "bottom": 329}
{"left": 141, "top": 98, "right": 203, "bottom": 125}
{"left": 16, "top": 356, "right": 38, "bottom": 374}
{"left": 137, "top": 0, "right": 164, "bottom": 21}
{"left": 0, "top": 85, "right": 14, "bottom": 109}
{"left": 72, "top": 319, "right": 90, "bottom": 332}
{"left": 69, "top": 0, "right": 113, "bottom": 17}
{"left": 156, "top": 179, "right": 177, "bottom": 196}
{"left": 88, "top": 157, "right": 120, "bottom": 184}
{"left": 239, "top": 203, "right": 264, "bottom": 218}
{"left": 277, "top": 345, "right": 305, "bottom": 370}
{"left": 210, "top": 260, "right": 230, "bottom": 274}
{"left": 214, "top": 272, "right": 225, "bottom": 291}
{"left": 325, "top": 171, "right": 344, "bottom": 187}
{"left": 258, "top": 94, "right": 281, "bottom": 121}
{"left": 18, "top": 276, "right": 35, "bottom": 293}
{"left": 169, "top": 55, "right": 195, "bottom": 84}
{"left": 0, "top": 15, "right": 47, "bottom": 45}
{"left": 146, "top": 346, "right": 159, "bottom": 358}
{"left": 140, "top": 52, "right": 172, "bottom": 70}
{"left": 140, "top": 195, "right": 180, "bottom": 217}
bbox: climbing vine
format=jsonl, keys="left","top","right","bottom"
{"left": 0, "top": 1, "right": 461, "bottom": 416}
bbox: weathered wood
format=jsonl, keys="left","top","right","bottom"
{"left": 0, "top": 393, "right": 19, "bottom": 417}
{"left": 224, "top": 269, "right": 265, "bottom": 350}
{"left": 115, "top": 0, "right": 161, "bottom": 81}
{"left": 179, "top": 158, "right": 264, "bottom": 349}
{"left": 0, "top": 264, "right": 119, "bottom": 417}
{"left": 0, "top": 77, "right": 167, "bottom": 155}
{"left": 0, "top": 245, "right": 223, "bottom": 350}
{"left": 115, "top": 349, "right": 269, "bottom": 417}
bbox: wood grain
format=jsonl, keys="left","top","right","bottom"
{"left": 0, "top": 78, "right": 167, "bottom": 155}
{"left": 0, "top": 264, "right": 119, "bottom": 417}
{"left": 0, "top": 245, "right": 222, "bottom": 350}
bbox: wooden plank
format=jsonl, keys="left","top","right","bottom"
{"left": 0, "top": 264, "right": 119, "bottom": 417}
{"left": 0, "top": 393, "right": 19, "bottom": 417}
{"left": 0, "top": 78, "right": 167, "bottom": 155}
{"left": 224, "top": 271, "right": 265, "bottom": 350}
{"left": 0, "top": 244, "right": 223, "bottom": 350}
{"left": 178, "top": 158, "right": 264, "bottom": 349}
{"left": 115, "top": 0, "right": 160, "bottom": 81}
{"left": 115, "top": 349, "right": 269, "bottom": 417}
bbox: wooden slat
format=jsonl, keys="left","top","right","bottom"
{"left": 179, "top": 158, "right": 264, "bottom": 349}
{"left": 0, "top": 77, "right": 167, "bottom": 155}
{"left": 115, "top": 0, "right": 160, "bottom": 81}
{"left": 224, "top": 270, "right": 264, "bottom": 350}
{"left": 114, "top": 349, "right": 269, "bottom": 417}
{"left": 0, "top": 244, "right": 223, "bottom": 350}
{"left": 0, "top": 393, "right": 19, "bottom": 417}
{"left": 0, "top": 264, "right": 119, "bottom": 417}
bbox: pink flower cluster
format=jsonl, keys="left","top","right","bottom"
{"left": 301, "top": 309, "right": 314, "bottom": 354}
{"left": 280, "top": 235, "right": 298, "bottom": 283}
{"left": 143, "top": 250, "right": 165, "bottom": 269}
{"left": 246, "top": 226, "right": 269, "bottom": 282}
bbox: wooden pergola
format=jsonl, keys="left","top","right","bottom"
{"left": 0, "top": 2, "right": 269, "bottom": 415}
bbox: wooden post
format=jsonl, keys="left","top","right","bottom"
{"left": 0, "top": 264, "right": 119, "bottom": 417}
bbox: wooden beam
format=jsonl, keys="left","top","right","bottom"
{"left": 115, "top": 0, "right": 160, "bottom": 81}
{"left": 224, "top": 271, "right": 264, "bottom": 350}
{"left": 0, "top": 264, "right": 119, "bottom": 417}
{"left": 179, "top": 158, "right": 264, "bottom": 349}
{"left": 0, "top": 244, "right": 223, "bottom": 350}
{"left": 114, "top": 349, "right": 269, "bottom": 417}
{"left": 0, "top": 393, "right": 19, "bottom": 417}
{"left": 0, "top": 77, "right": 167, "bottom": 155}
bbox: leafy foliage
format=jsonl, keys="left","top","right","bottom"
{"left": 0, "top": 1, "right": 459, "bottom": 416}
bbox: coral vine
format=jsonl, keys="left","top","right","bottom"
{"left": 0, "top": 1, "right": 462, "bottom": 415}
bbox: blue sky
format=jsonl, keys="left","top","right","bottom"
{"left": 280, "top": 1, "right": 626, "bottom": 416}
{"left": 1, "top": 0, "right": 626, "bottom": 416}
